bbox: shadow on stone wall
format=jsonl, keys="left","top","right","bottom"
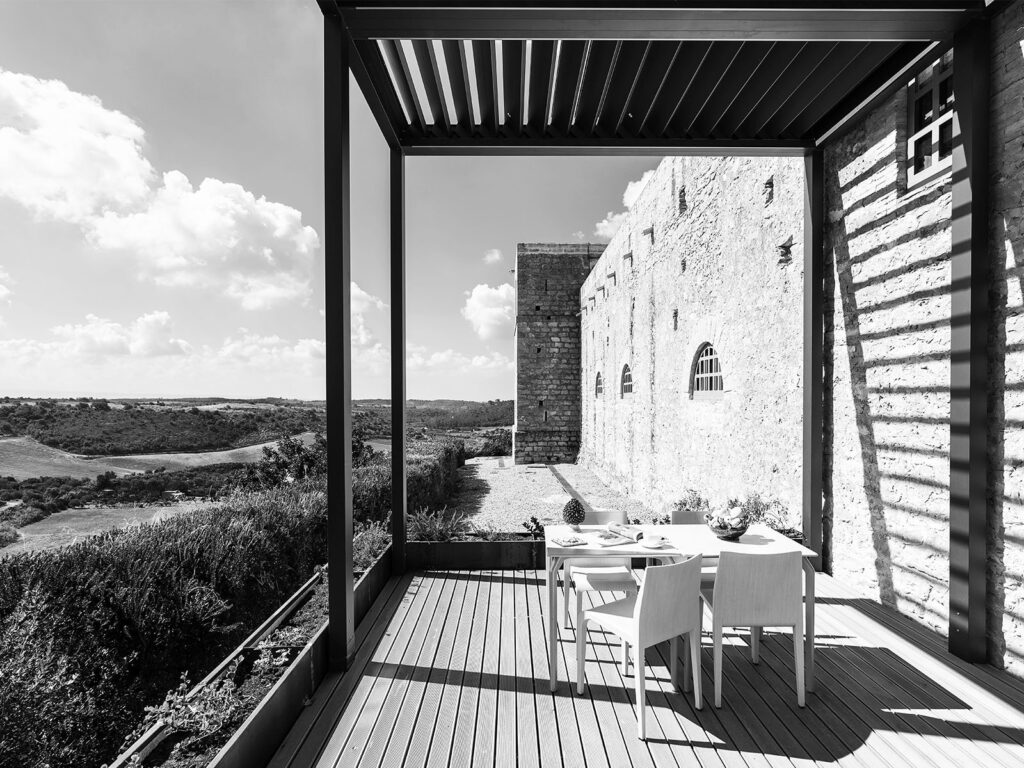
{"left": 827, "top": 187, "right": 897, "bottom": 608}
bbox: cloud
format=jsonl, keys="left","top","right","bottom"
{"left": 0, "top": 267, "right": 12, "bottom": 314}
{"left": 348, "top": 281, "right": 387, "bottom": 348}
{"left": 592, "top": 168, "right": 656, "bottom": 240}
{"left": 594, "top": 211, "right": 627, "bottom": 240}
{"left": 50, "top": 312, "right": 190, "bottom": 358}
{"left": 0, "top": 68, "right": 318, "bottom": 310}
{"left": 622, "top": 169, "right": 655, "bottom": 208}
{"left": 0, "top": 69, "right": 154, "bottom": 223}
{"left": 407, "top": 343, "right": 513, "bottom": 373}
{"left": 461, "top": 283, "right": 515, "bottom": 340}
{"left": 572, "top": 230, "right": 585, "bottom": 241}
{"left": 482, "top": 248, "right": 503, "bottom": 265}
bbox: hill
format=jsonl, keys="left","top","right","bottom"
{"left": 0, "top": 437, "right": 131, "bottom": 481}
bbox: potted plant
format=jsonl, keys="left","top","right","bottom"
{"left": 562, "top": 497, "right": 585, "bottom": 531}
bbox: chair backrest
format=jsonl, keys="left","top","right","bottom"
{"left": 634, "top": 555, "right": 702, "bottom": 646}
{"left": 711, "top": 551, "right": 802, "bottom": 628}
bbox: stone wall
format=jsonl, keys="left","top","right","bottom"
{"left": 577, "top": 156, "right": 805, "bottom": 519}
{"left": 824, "top": 1, "right": 1024, "bottom": 676}
{"left": 513, "top": 243, "right": 600, "bottom": 464}
{"left": 988, "top": 0, "right": 1024, "bottom": 676}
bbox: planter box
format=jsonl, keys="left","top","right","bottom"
{"left": 355, "top": 544, "right": 393, "bottom": 626}
{"left": 406, "top": 537, "right": 545, "bottom": 570}
{"left": 207, "top": 546, "right": 393, "bottom": 768}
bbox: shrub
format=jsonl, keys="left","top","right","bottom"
{"left": 0, "top": 523, "right": 17, "bottom": 547}
{"left": 671, "top": 489, "right": 711, "bottom": 522}
{"left": 407, "top": 508, "right": 469, "bottom": 542}
{"left": 354, "top": 519, "right": 391, "bottom": 573}
{"left": 467, "top": 427, "right": 512, "bottom": 458}
{"left": 0, "top": 479, "right": 327, "bottom": 768}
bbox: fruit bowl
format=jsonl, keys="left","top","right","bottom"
{"left": 704, "top": 512, "right": 749, "bottom": 541}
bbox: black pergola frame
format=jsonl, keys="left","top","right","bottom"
{"left": 318, "top": 0, "right": 996, "bottom": 671}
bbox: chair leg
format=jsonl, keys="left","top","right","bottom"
{"left": 751, "top": 625, "right": 761, "bottom": 664}
{"left": 635, "top": 647, "right": 647, "bottom": 740}
{"left": 621, "top": 638, "right": 629, "bottom": 676}
{"left": 689, "top": 628, "right": 702, "bottom": 710}
{"left": 670, "top": 635, "right": 680, "bottom": 692}
{"left": 576, "top": 616, "right": 587, "bottom": 695}
{"left": 682, "top": 633, "right": 692, "bottom": 693}
{"left": 794, "top": 622, "right": 805, "bottom": 707}
{"left": 713, "top": 625, "right": 723, "bottom": 708}
{"left": 563, "top": 569, "right": 571, "bottom": 630}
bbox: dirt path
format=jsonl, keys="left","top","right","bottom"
{"left": 444, "top": 457, "right": 653, "bottom": 531}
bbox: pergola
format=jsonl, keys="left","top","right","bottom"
{"left": 317, "top": 0, "right": 995, "bottom": 672}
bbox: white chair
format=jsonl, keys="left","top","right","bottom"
{"left": 700, "top": 550, "right": 804, "bottom": 708}
{"left": 576, "top": 556, "right": 704, "bottom": 740}
{"left": 562, "top": 558, "right": 637, "bottom": 630}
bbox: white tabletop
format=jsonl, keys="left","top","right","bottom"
{"left": 545, "top": 523, "right": 816, "bottom": 559}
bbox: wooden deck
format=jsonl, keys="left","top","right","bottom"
{"left": 269, "top": 570, "right": 1024, "bottom": 768}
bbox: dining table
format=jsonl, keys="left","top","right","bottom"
{"left": 544, "top": 523, "right": 818, "bottom": 693}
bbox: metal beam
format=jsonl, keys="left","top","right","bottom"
{"left": 390, "top": 148, "right": 407, "bottom": 574}
{"left": 803, "top": 148, "right": 824, "bottom": 572}
{"left": 813, "top": 41, "right": 941, "bottom": 146}
{"left": 949, "top": 15, "right": 989, "bottom": 663}
{"left": 403, "top": 138, "right": 810, "bottom": 156}
{"left": 324, "top": 11, "right": 355, "bottom": 670}
{"left": 341, "top": 5, "right": 980, "bottom": 42}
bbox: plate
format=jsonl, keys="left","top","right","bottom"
{"left": 640, "top": 539, "right": 667, "bottom": 549}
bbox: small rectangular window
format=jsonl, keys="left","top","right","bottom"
{"left": 907, "top": 54, "right": 954, "bottom": 188}
{"left": 672, "top": 309, "right": 679, "bottom": 331}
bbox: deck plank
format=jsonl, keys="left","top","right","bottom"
{"left": 399, "top": 571, "right": 472, "bottom": 768}
{"left": 449, "top": 571, "right": 496, "bottom": 768}
{"left": 284, "top": 571, "right": 1024, "bottom": 768}
{"left": 421, "top": 572, "right": 483, "bottom": 768}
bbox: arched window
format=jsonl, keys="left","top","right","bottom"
{"left": 595, "top": 373, "right": 603, "bottom": 397}
{"left": 620, "top": 365, "right": 633, "bottom": 397}
{"left": 690, "top": 343, "right": 723, "bottom": 400}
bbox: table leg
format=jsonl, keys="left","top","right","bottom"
{"left": 548, "top": 556, "right": 562, "bottom": 692}
{"left": 803, "top": 559, "right": 815, "bottom": 693}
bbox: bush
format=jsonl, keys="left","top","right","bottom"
{"left": 671, "top": 489, "right": 711, "bottom": 522}
{"left": 407, "top": 508, "right": 469, "bottom": 542}
{"left": 352, "top": 438, "right": 465, "bottom": 523}
{"left": 354, "top": 519, "right": 391, "bottom": 573}
{"left": 466, "top": 427, "right": 512, "bottom": 458}
{"left": 0, "top": 480, "right": 327, "bottom": 768}
{"left": 0, "top": 523, "right": 17, "bottom": 547}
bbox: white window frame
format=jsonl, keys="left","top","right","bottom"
{"left": 907, "top": 57, "right": 954, "bottom": 188}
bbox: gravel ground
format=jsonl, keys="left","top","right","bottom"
{"left": 444, "top": 457, "right": 654, "bottom": 531}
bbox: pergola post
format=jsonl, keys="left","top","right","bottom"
{"left": 324, "top": 10, "right": 355, "bottom": 670}
{"left": 391, "top": 147, "right": 407, "bottom": 571}
{"left": 949, "top": 15, "right": 990, "bottom": 663}
{"left": 803, "top": 149, "right": 824, "bottom": 572}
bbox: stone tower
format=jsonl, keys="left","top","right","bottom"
{"left": 513, "top": 243, "right": 601, "bottom": 464}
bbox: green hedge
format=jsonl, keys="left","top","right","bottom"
{"left": 0, "top": 480, "right": 327, "bottom": 768}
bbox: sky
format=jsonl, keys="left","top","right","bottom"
{"left": 0, "top": 0, "right": 659, "bottom": 401}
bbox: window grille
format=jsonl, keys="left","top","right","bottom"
{"left": 690, "top": 344, "right": 723, "bottom": 400}
{"left": 908, "top": 53, "right": 954, "bottom": 187}
{"left": 595, "top": 373, "right": 603, "bottom": 396}
{"left": 620, "top": 365, "right": 633, "bottom": 397}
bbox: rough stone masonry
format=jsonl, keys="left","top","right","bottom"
{"left": 512, "top": 0, "right": 1024, "bottom": 681}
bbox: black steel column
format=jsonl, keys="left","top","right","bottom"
{"left": 949, "top": 16, "right": 990, "bottom": 663}
{"left": 324, "top": 11, "right": 355, "bottom": 670}
{"left": 390, "top": 148, "right": 407, "bottom": 571}
{"left": 803, "top": 149, "right": 824, "bottom": 571}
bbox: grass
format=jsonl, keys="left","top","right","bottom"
{"left": 0, "top": 501, "right": 212, "bottom": 557}
{"left": 0, "top": 432, "right": 317, "bottom": 481}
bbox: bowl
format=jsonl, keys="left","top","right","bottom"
{"left": 704, "top": 513, "right": 749, "bottom": 541}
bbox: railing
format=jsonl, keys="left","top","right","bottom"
{"left": 107, "top": 547, "right": 394, "bottom": 768}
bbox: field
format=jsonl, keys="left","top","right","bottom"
{"left": 0, "top": 437, "right": 132, "bottom": 480}
{"left": 0, "top": 433, "right": 317, "bottom": 480}
{"left": 0, "top": 501, "right": 211, "bottom": 556}
{"left": 101, "top": 431, "right": 317, "bottom": 471}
